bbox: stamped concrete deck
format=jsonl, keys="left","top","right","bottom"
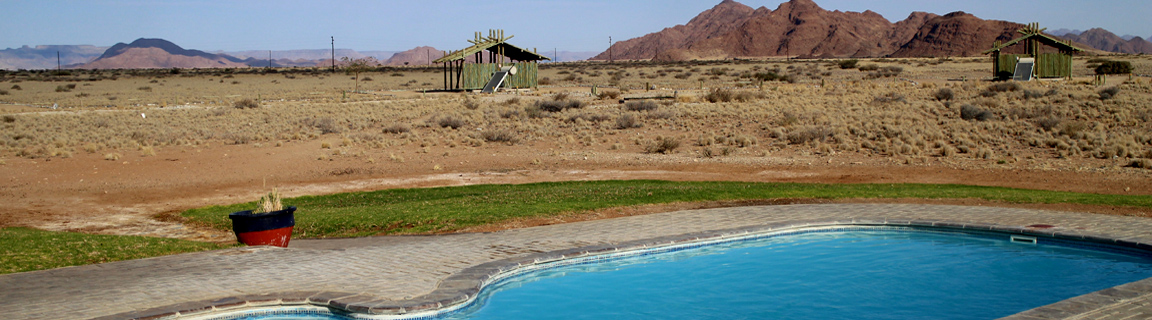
{"left": 3, "top": 204, "right": 1152, "bottom": 320}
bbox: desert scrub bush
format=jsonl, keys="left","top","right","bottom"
{"left": 502, "top": 97, "right": 521, "bottom": 106}
{"left": 644, "top": 136, "right": 681, "bottom": 154}
{"left": 1098, "top": 87, "right": 1121, "bottom": 100}
{"left": 857, "top": 64, "right": 880, "bottom": 71}
{"left": 597, "top": 90, "right": 621, "bottom": 100}
{"left": 865, "top": 66, "right": 903, "bottom": 79}
{"left": 647, "top": 111, "right": 675, "bottom": 120}
{"left": 2, "top": 115, "right": 14, "bottom": 123}
{"left": 534, "top": 100, "right": 584, "bottom": 112}
{"left": 233, "top": 98, "right": 259, "bottom": 109}
{"left": 704, "top": 88, "right": 734, "bottom": 103}
{"left": 382, "top": 123, "right": 411, "bottom": 134}
{"left": 103, "top": 153, "right": 121, "bottom": 161}
{"left": 873, "top": 92, "right": 905, "bottom": 104}
{"left": 304, "top": 117, "right": 341, "bottom": 134}
{"left": 480, "top": 129, "right": 518, "bottom": 144}
{"left": 523, "top": 105, "right": 546, "bottom": 118}
{"left": 615, "top": 114, "right": 642, "bottom": 129}
{"left": 437, "top": 116, "right": 465, "bottom": 129}
{"left": 733, "top": 91, "right": 767, "bottom": 102}
{"left": 1095, "top": 60, "right": 1133, "bottom": 75}
{"left": 960, "top": 105, "right": 993, "bottom": 121}
{"left": 1035, "top": 117, "right": 1062, "bottom": 132}
{"left": 55, "top": 85, "right": 71, "bottom": 92}
{"left": 462, "top": 98, "right": 480, "bottom": 110}
{"left": 0, "top": 89, "right": 7, "bottom": 95}
{"left": 137, "top": 86, "right": 152, "bottom": 92}
{"left": 986, "top": 82, "right": 1020, "bottom": 93}
{"left": 787, "top": 127, "right": 832, "bottom": 145}
{"left": 568, "top": 113, "right": 612, "bottom": 123}
{"left": 624, "top": 100, "right": 658, "bottom": 112}
{"left": 838, "top": 59, "right": 859, "bottom": 69}
{"left": 1129, "top": 159, "right": 1152, "bottom": 169}
{"left": 934, "top": 88, "right": 954, "bottom": 101}
{"left": 10, "top": 85, "right": 20, "bottom": 90}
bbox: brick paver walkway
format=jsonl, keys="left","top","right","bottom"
{"left": 2, "top": 204, "right": 1152, "bottom": 319}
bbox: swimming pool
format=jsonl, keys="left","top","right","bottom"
{"left": 203, "top": 226, "right": 1152, "bottom": 320}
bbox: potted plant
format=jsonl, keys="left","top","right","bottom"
{"left": 229, "top": 189, "right": 296, "bottom": 247}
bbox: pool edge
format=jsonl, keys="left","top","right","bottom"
{"left": 102, "top": 218, "right": 1152, "bottom": 320}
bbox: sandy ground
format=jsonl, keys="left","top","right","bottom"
{"left": 2, "top": 134, "right": 1149, "bottom": 242}
{"left": 3, "top": 58, "right": 1151, "bottom": 242}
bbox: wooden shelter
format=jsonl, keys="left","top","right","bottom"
{"left": 982, "top": 23, "right": 1085, "bottom": 80}
{"left": 433, "top": 29, "right": 550, "bottom": 91}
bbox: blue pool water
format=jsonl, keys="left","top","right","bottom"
{"left": 231, "top": 228, "right": 1152, "bottom": 320}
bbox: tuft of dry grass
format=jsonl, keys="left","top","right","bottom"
{"left": 480, "top": 129, "right": 518, "bottom": 144}
{"left": 644, "top": 136, "right": 681, "bottom": 154}
{"left": 615, "top": 114, "right": 642, "bottom": 129}
{"left": 234, "top": 99, "right": 260, "bottom": 109}
{"left": 624, "top": 100, "right": 658, "bottom": 112}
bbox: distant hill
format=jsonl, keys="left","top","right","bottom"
{"left": 1056, "top": 28, "right": 1152, "bottom": 54}
{"left": 593, "top": 0, "right": 1138, "bottom": 60}
{"left": 79, "top": 38, "right": 249, "bottom": 69}
{"left": 0, "top": 45, "right": 107, "bottom": 70}
{"left": 383, "top": 46, "right": 443, "bottom": 66}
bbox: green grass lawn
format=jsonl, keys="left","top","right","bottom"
{"left": 182, "top": 180, "right": 1152, "bottom": 239}
{"left": 7, "top": 180, "right": 1150, "bottom": 275}
{"left": 0, "top": 227, "right": 233, "bottom": 274}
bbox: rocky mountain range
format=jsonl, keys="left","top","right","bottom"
{"left": 0, "top": 45, "right": 108, "bottom": 70}
{"left": 592, "top": 0, "right": 1143, "bottom": 60}
{"left": 1054, "top": 29, "right": 1152, "bottom": 54}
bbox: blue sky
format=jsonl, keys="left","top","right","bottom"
{"left": 2, "top": 0, "right": 1149, "bottom": 52}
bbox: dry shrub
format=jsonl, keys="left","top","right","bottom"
{"left": 873, "top": 92, "right": 905, "bottom": 104}
{"left": 1023, "top": 90, "right": 1044, "bottom": 100}
{"left": 535, "top": 100, "right": 584, "bottom": 112}
{"left": 137, "top": 86, "right": 152, "bottom": 92}
{"left": 569, "top": 113, "right": 612, "bottom": 123}
{"left": 523, "top": 105, "right": 546, "bottom": 118}
{"left": 597, "top": 90, "right": 621, "bottom": 100}
{"left": 734, "top": 91, "right": 767, "bottom": 102}
{"left": 480, "top": 129, "right": 518, "bottom": 144}
{"left": 1099, "top": 87, "right": 1121, "bottom": 100}
{"left": 437, "top": 116, "right": 465, "bottom": 129}
{"left": 3, "top": 115, "right": 16, "bottom": 123}
{"left": 1035, "top": 117, "right": 1061, "bottom": 132}
{"left": 502, "top": 97, "right": 521, "bottom": 106}
{"left": 987, "top": 82, "right": 1020, "bottom": 93}
{"left": 234, "top": 98, "right": 260, "bottom": 109}
{"left": 305, "top": 117, "right": 342, "bottom": 134}
{"left": 1129, "top": 159, "right": 1152, "bottom": 169}
{"left": 103, "top": 153, "right": 121, "bottom": 161}
{"left": 625, "top": 100, "right": 658, "bottom": 112}
{"left": 644, "top": 136, "right": 680, "bottom": 154}
{"left": 382, "top": 123, "right": 411, "bottom": 134}
{"left": 858, "top": 64, "right": 880, "bottom": 71}
{"left": 787, "top": 127, "right": 832, "bottom": 145}
{"left": 934, "top": 88, "right": 954, "bottom": 101}
{"left": 647, "top": 111, "right": 675, "bottom": 120}
{"left": 462, "top": 98, "right": 481, "bottom": 110}
{"left": 704, "top": 88, "right": 734, "bottom": 103}
{"left": 866, "top": 66, "right": 903, "bottom": 79}
{"left": 55, "top": 85, "right": 71, "bottom": 92}
{"left": 0, "top": 89, "right": 7, "bottom": 96}
{"left": 500, "top": 109, "right": 521, "bottom": 119}
{"left": 615, "top": 114, "right": 642, "bottom": 129}
{"left": 960, "top": 105, "right": 993, "bottom": 121}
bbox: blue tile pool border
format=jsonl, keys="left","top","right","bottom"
{"left": 111, "top": 219, "right": 1152, "bottom": 320}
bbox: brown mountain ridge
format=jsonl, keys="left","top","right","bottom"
{"left": 592, "top": 0, "right": 1124, "bottom": 60}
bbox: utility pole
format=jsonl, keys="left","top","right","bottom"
{"left": 331, "top": 36, "right": 335, "bottom": 72}
{"left": 554, "top": 48, "right": 558, "bottom": 62}
{"left": 56, "top": 51, "right": 61, "bottom": 71}
{"left": 268, "top": 50, "right": 272, "bottom": 69}
{"left": 609, "top": 36, "right": 613, "bottom": 62}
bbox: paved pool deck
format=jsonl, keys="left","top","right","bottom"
{"left": 3, "top": 204, "right": 1152, "bottom": 320}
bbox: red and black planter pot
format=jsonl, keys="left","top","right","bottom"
{"left": 229, "top": 206, "right": 296, "bottom": 248}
